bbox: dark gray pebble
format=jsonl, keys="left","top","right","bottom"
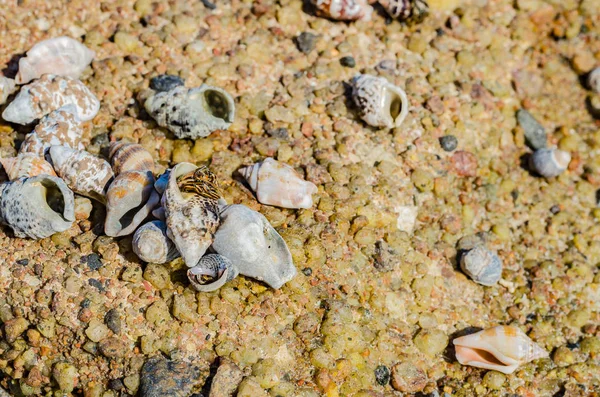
{"left": 16, "top": 259, "right": 29, "bottom": 266}
{"left": 439, "top": 135, "right": 458, "bottom": 152}
{"left": 302, "top": 267, "right": 312, "bottom": 276}
{"left": 340, "top": 56, "right": 356, "bottom": 68}
{"left": 517, "top": 109, "right": 547, "bottom": 150}
{"left": 375, "top": 365, "right": 390, "bottom": 386}
{"left": 296, "top": 32, "right": 317, "bottom": 54}
{"left": 150, "top": 75, "right": 185, "bottom": 92}
{"left": 108, "top": 378, "right": 125, "bottom": 391}
{"left": 140, "top": 356, "right": 202, "bottom": 397}
{"left": 104, "top": 308, "right": 122, "bottom": 334}
{"left": 85, "top": 254, "right": 103, "bottom": 271}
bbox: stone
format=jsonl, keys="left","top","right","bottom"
{"left": 104, "top": 308, "right": 122, "bottom": 334}
{"left": 296, "top": 32, "right": 317, "bottom": 54}
{"left": 139, "top": 356, "right": 202, "bottom": 397}
{"left": 439, "top": 135, "right": 458, "bottom": 152}
{"left": 391, "top": 362, "right": 427, "bottom": 393}
{"left": 150, "top": 74, "right": 185, "bottom": 92}
{"left": 517, "top": 109, "right": 546, "bottom": 150}
{"left": 340, "top": 56, "right": 356, "bottom": 68}
{"left": 208, "top": 358, "right": 245, "bottom": 397}
{"left": 374, "top": 365, "right": 390, "bottom": 386}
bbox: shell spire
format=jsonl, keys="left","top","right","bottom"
{"left": 188, "top": 254, "right": 239, "bottom": 292}
{"left": 0, "top": 153, "right": 57, "bottom": 180}
{"left": 108, "top": 141, "right": 155, "bottom": 175}
{"left": 132, "top": 221, "right": 180, "bottom": 264}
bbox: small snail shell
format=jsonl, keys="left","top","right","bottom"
{"left": 104, "top": 170, "right": 160, "bottom": 237}
{"left": 0, "top": 153, "right": 56, "bottom": 180}
{"left": 453, "top": 325, "right": 548, "bottom": 374}
{"left": 310, "top": 0, "right": 373, "bottom": 21}
{"left": 351, "top": 74, "right": 409, "bottom": 129}
{"left": 0, "top": 75, "right": 16, "bottom": 106}
{"left": 378, "top": 0, "right": 429, "bottom": 24}
{"left": 47, "top": 146, "right": 114, "bottom": 203}
{"left": 588, "top": 67, "right": 600, "bottom": 94}
{"left": 132, "top": 220, "right": 180, "bottom": 264}
{"left": 108, "top": 141, "right": 154, "bottom": 175}
{"left": 459, "top": 245, "right": 502, "bottom": 286}
{"left": 32, "top": 105, "right": 85, "bottom": 151}
{"left": 529, "top": 148, "right": 571, "bottom": 178}
{"left": 239, "top": 158, "right": 317, "bottom": 209}
{"left": 2, "top": 75, "right": 99, "bottom": 125}
{"left": 0, "top": 175, "right": 75, "bottom": 239}
{"left": 188, "top": 254, "right": 239, "bottom": 292}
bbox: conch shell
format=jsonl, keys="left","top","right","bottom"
{"left": 453, "top": 325, "right": 549, "bottom": 374}
{"left": 132, "top": 220, "right": 180, "bottom": 264}
{"left": 163, "top": 163, "right": 221, "bottom": 268}
{"left": 0, "top": 175, "right": 75, "bottom": 239}
{"left": 47, "top": 146, "right": 114, "bottom": 203}
{"left": 108, "top": 141, "right": 154, "bottom": 175}
{"left": 188, "top": 254, "right": 239, "bottom": 292}
{"left": 15, "top": 36, "right": 95, "bottom": 85}
{"left": 2, "top": 74, "right": 100, "bottom": 125}
{"left": 310, "top": 0, "right": 373, "bottom": 21}
{"left": 351, "top": 74, "right": 409, "bottom": 129}
{"left": 239, "top": 158, "right": 317, "bottom": 209}
{"left": 0, "top": 153, "right": 56, "bottom": 180}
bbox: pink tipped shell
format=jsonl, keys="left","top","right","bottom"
{"left": 0, "top": 153, "right": 56, "bottom": 180}
{"left": 108, "top": 141, "right": 154, "bottom": 175}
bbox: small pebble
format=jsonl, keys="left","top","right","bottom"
{"left": 16, "top": 259, "right": 29, "bottom": 265}
{"left": 139, "top": 356, "right": 201, "bottom": 397}
{"left": 104, "top": 309, "right": 122, "bottom": 334}
{"left": 108, "top": 378, "right": 125, "bottom": 391}
{"left": 150, "top": 74, "right": 185, "bottom": 92}
{"left": 85, "top": 253, "right": 103, "bottom": 271}
{"left": 340, "top": 56, "right": 356, "bottom": 68}
{"left": 517, "top": 109, "right": 547, "bottom": 150}
{"left": 296, "top": 32, "right": 317, "bottom": 54}
{"left": 439, "top": 135, "right": 458, "bottom": 152}
{"left": 391, "top": 362, "right": 427, "bottom": 393}
{"left": 302, "top": 267, "right": 312, "bottom": 276}
{"left": 374, "top": 365, "right": 390, "bottom": 386}
{"left": 200, "top": 0, "right": 217, "bottom": 9}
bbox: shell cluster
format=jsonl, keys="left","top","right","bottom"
{"left": 529, "top": 148, "right": 571, "bottom": 178}
{"left": 453, "top": 326, "right": 548, "bottom": 374}
{"left": 351, "top": 74, "right": 409, "bottom": 129}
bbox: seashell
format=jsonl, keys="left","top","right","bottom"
{"left": 163, "top": 163, "right": 221, "bottom": 267}
{"left": 212, "top": 204, "right": 296, "bottom": 289}
{"left": 132, "top": 220, "right": 180, "bottom": 264}
{"left": 144, "top": 85, "right": 235, "bottom": 139}
{"left": 47, "top": 146, "right": 114, "bottom": 203}
{"left": 105, "top": 170, "right": 160, "bottom": 237}
{"left": 453, "top": 325, "right": 548, "bottom": 374}
{"left": 378, "top": 0, "right": 429, "bottom": 24}
{"left": 351, "top": 74, "right": 409, "bottom": 129}
{"left": 0, "top": 75, "right": 16, "bottom": 105}
{"left": 588, "top": 67, "right": 600, "bottom": 94}
{"left": 2, "top": 74, "right": 100, "bottom": 125}
{"left": 20, "top": 105, "right": 85, "bottom": 156}
{"left": 0, "top": 153, "right": 57, "bottom": 180}
{"left": 108, "top": 141, "right": 154, "bottom": 175}
{"left": 154, "top": 170, "right": 170, "bottom": 195}
{"left": 529, "top": 148, "right": 571, "bottom": 178}
{"left": 19, "top": 133, "right": 48, "bottom": 157}
{"left": 15, "top": 36, "right": 95, "bottom": 85}
{"left": 459, "top": 245, "right": 502, "bottom": 286}
{"left": 150, "top": 74, "right": 184, "bottom": 92}
{"left": 188, "top": 254, "right": 239, "bottom": 292}
{"left": 239, "top": 158, "right": 317, "bottom": 209}
{"left": 310, "top": 0, "right": 373, "bottom": 21}
{"left": 0, "top": 175, "right": 75, "bottom": 239}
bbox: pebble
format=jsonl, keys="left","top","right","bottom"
{"left": 517, "top": 109, "right": 547, "bottom": 150}
{"left": 85, "top": 253, "right": 103, "bottom": 271}
{"left": 139, "top": 356, "right": 202, "bottom": 397}
{"left": 150, "top": 74, "right": 185, "bottom": 92}
{"left": 104, "top": 309, "right": 122, "bottom": 334}
{"left": 439, "top": 135, "right": 458, "bottom": 152}
{"left": 208, "top": 358, "right": 245, "bottom": 397}
{"left": 296, "top": 32, "right": 317, "bottom": 54}
{"left": 108, "top": 378, "right": 125, "bottom": 391}
{"left": 52, "top": 363, "right": 78, "bottom": 393}
{"left": 391, "top": 362, "right": 427, "bottom": 393}
{"left": 74, "top": 196, "right": 93, "bottom": 220}
{"left": 413, "top": 329, "right": 449, "bottom": 357}
{"left": 340, "top": 56, "right": 356, "bottom": 68}
{"left": 4, "top": 318, "right": 30, "bottom": 343}
{"left": 99, "top": 337, "right": 130, "bottom": 358}
{"left": 450, "top": 151, "right": 478, "bottom": 177}
{"left": 374, "top": 365, "right": 390, "bottom": 386}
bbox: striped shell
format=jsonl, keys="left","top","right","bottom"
{"left": 188, "top": 254, "right": 239, "bottom": 292}
{"left": 15, "top": 36, "right": 95, "bottom": 85}
{"left": 0, "top": 153, "right": 57, "bottom": 180}
{"left": 311, "top": 0, "right": 373, "bottom": 21}
{"left": 2, "top": 74, "right": 99, "bottom": 125}
{"left": 108, "top": 141, "right": 154, "bottom": 175}
{"left": 351, "top": 74, "right": 409, "bottom": 129}
{"left": 378, "top": 0, "right": 429, "bottom": 23}
{"left": 132, "top": 220, "right": 180, "bottom": 264}
{"left": 453, "top": 325, "right": 548, "bottom": 374}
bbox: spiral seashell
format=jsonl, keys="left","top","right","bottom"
{"left": 188, "top": 254, "right": 239, "bottom": 292}
{"left": 459, "top": 245, "right": 502, "bottom": 286}
{"left": 0, "top": 175, "right": 75, "bottom": 239}
{"left": 0, "top": 75, "right": 16, "bottom": 105}
{"left": 132, "top": 220, "right": 180, "bottom": 264}
{"left": 239, "top": 158, "right": 317, "bottom": 209}
{"left": 378, "top": 0, "right": 429, "bottom": 24}
{"left": 47, "top": 146, "right": 114, "bottom": 203}
{"left": 529, "top": 148, "right": 571, "bottom": 178}
{"left": 104, "top": 170, "right": 160, "bottom": 237}
{"left": 588, "top": 67, "right": 600, "bottom": 94}
{"left": 2, "top": 74, "right": 100, "bottom": 125}
{"left": 0, "top": 153, "right": 56, "bottom": 181}
{"left": 20, "top": 105, "right": 85, "bottom": 156}
{"left": 144, "top": 85, "right": 235, "bottom": 139}
{"left": 351, "top": 74, "right": 409, "bottom": 129}
{"left": 212, "top": 204, "right": 296, "bottom": 289}
{"left": 453, "top": 325, "right": 548, "bottom": 374}
{"left": 108, "top": 141, "right": 154, "bottom": 175}
{"left": 15, "top": 36, "right": 95, "bottom": 85}
{"left": 164, "top": 163, "right": 221, "bottom": 268}
{"left": 310, "top": 0, "right": 373, "bottom": 21}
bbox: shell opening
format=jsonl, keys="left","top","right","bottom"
{"left": 386, "top": 90, "right": 402, "bottom": 121}
{"left": 40, "top": 179, "right": 66, "bottom": 216}
{"left": 456, "top": 346, "right": 506, "bottom": 367}
{"left": 205, "top": 90, "right": 230, "bottom": 120}
{"left": 119, "top": 205, "right": 145, "bottom": 230}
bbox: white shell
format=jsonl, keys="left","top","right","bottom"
{"left": 47, "top": 146, "right": 114, "bottom": 203}
{"left": 188, "top": 254, "right": 239, "bottom": 292}
{"left": 311, "top": 0, "right": 373, "bottom": 21}
{"left": 2, "top": 74, "right": 100, "bottom": 125}
{"left": 20, "top": 105, "right": 85, "bottom": 156}
{"left": 164, "top": 163, "right": 220, "bottom": 268}
{"left": 529, "top": 148, "right": 571, "bottom": 178}
{"left": 239, "top": 158, "right": 317, "bottom": 209}
{"left": 453, "top": 325, "right": 548, "bottom": 374}
{"left": 132, "top": 220, "right": 180, "bottom": 264}
{"left": 212, "top": 204, "right": 296, "bottom": 289}
{"left": 104, "top": 171, "right": 160, "bottom": 237}
{"left": 459, "top": 246, "right": 502, "bottom": 286}
{"left": 0, "top": 153, "right": 57, "bottom": 180}
{"left": 15, "top": 36, "right": 95, "bottom": 85}
{"left": 0, "top": 76, "right": 16, "bottom": 105}
{"left": 351, "top": 74, "right": 409, "bottom": 129}
{"left": 108, "top": 141, "right": 154, "bottom": 175}
{"left": 588, "top": 67, "right": 600, "bottom": 94}
{"left": 0, "top": 175, "right": 75, "bottom": 239}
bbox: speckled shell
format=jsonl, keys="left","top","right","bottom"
{"left": 378, "top": 0, "right": 429, "bottom": 23}
{"left": 351, "top": 74, "right": 409, "bottom": 129}
{"left": 15, "top": 36, "right": 95, "bottom": 85}
{"left": 212, "top": 204, "right": 296, "bottom": 289}
{"left": 311, "top": 0, "right": 373, "bottom": 21}
{"left": 0, "top": 175, "right": 75, "bottom": 239}
{"left": 47, "top": 146, "right": 114, "bottom": 203}
{"left": 588, "top": 67, "right": 600, "bottom": 94}
{"left": 453, "top": 326, "right": 548, "bottom": 374}
{"left": 459, "top": 246, "right": 502, "bottom": 286}
{"left": 144, "top": 85, "right": 235, "bottom": 139}
{"left": 20, "top": 105, "right": 85, "bottom": 156}
{"left": 132, "top": 220, "right": 180, "bottom": 264}
{"left": 0, "top": 153, "right": 57, "bottom": 180}
{"left": 19, "top": 133, "right": 48, "bottom": 157}
{"left": 0, "top": 76, "right": 16, "bottom": 105}
{"left": 239, "top": 158, "right": 317, "bottom": 209}
{"left": 108, "top": 141, "right": 154, "bottom": 175}
{"left": 529, "top": 148, "right": 571, "bottom": 178}
{"left": 164, "top": 162, "right": 220, "bottom": 268}
{"left": 188, "top": 254, "right": 239, "bottom": 292}
{"left": 105, "top": 170, "right": 160, "bottom": 237}
{"left": 2, "top": 74, "right": 100, "bottom": 125}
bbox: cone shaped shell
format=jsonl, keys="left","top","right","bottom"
{"left": 132, "top": 220, "right": 180, "bottom": 264}
{"left": 351, "top": 74, "right": 409, "bottom": 129}
{"left": 108, "top": 141, "right": 154, "bottom": 175}
{"left": 240, "top": 158, "right": 317, "bottom": 209}
{"left": 105, "top": 170, "right": 160, "bottom": 237}
{"left": 453, "top": 325, "right": 548, "bottom": 374}
{"left": 0, "top": 153, "right": 56, "bottom": 181}
{"left": 188, "top": 254, "right": 239, "bottom": 292}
